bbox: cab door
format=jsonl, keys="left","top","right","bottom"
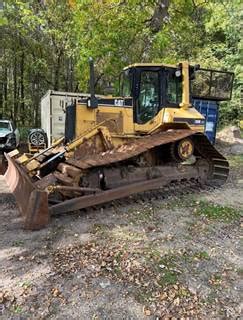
{"left": 134, "top": 68, "right": 161, "bottom": 125}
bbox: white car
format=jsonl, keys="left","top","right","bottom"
{"left": 0, "top": 120, "right": 20, "bottom": 151}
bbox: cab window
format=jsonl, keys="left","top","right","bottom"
{"left": 166, "top": 69, "right": 182, "bottom": 105}
{"left": 120, "top": 70, "right": 131, "bottom": 97}
{"left": 137, "top": 71, "right": 160, "bottom": 123}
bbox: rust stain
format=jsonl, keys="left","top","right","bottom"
{"left": 96, "top": 111, "right": 123, "bottom": 134}
{"left": 4, "top": 153, "right": 49, "bottom": 230}
{"left": 67, "top": 130, "right": 195, "bottom": 169}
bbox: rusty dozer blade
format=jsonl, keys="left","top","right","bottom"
{"left": 4, "top": 152, "right": 49, "bottom": 230}
{"left": 0, "top": 152, "right": 8, "bottom": 175}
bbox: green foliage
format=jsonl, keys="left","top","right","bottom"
{"left": 0, "top": 0, "right": 240, "bottom": 127}
{"left": 228, "top": 155, "right": 243, "bottom": 168}
{"left": 1, "top": 0, "right": 78, "bottom": 126}
{"left": 18, "top": 127, "right": 30, "bottom": 141}
{"left": 195, "top": 0, "right": 242, "bottom": 125}
{"left": 194, "top": 201, "right": 241, "bottom": 222}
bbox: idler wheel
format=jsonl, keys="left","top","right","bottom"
{"left": 170, "top": 138, "right": 194, "bottom": 161}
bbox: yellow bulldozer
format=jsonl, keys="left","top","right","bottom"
{"left": 4, "top": 59, "right": 234, "bottom": 230}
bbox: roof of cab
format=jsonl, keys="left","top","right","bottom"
{"left": 123, "top": 63, "right": 176, "bottom": 70}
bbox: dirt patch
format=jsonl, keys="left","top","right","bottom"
{"left": 0, "top": 152, "right": 242, "bottom": 319}
{"left": 216, "top": 126, "right": 243, "bottom": 155}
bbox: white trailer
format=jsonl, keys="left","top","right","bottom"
{"left": 40, "top": 90, "right": 89, "bottom": 146}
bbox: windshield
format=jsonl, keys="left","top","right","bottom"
{"left": 0, "top": 121, "right": 11, "bottom": 130}
{"left": 120, "top": 70, "right": 132, "bottom": 97}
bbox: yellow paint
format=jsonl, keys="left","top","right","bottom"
{"left": 134, "top": 109, "right": 165, "bottom": 133}
{"left": 178, "top": 139, "right": 194, "bottom": 159}
{"left": 7, "top": 149, "right": 19, "bottom": 158}
{"left": 74, "top": 102, "right": 204, "bottom": 147}
{"left": 16, "top": 153, "right": 29, "bottom": 164}
{"left": 67, "top": 125, "right": 111, "bottom": 151}
{"left": 134, "top": 107, "right": 205, "bottom": 133}
{"left": 25, "top": 159, "right": 40, "bottom": 172}
{"left": 180, "top": 61, "right": 191, "bottom": 109}
{"left": 124, "top": 62, "right": 175, "bottom": 70}
{"left": 71, "top": 62, "right": 205, "bottom": 152}
{"left": 76, "top": 100, "right": 134, "bottom": 137}
{"left": 19, "top": 61, "right": 208, "bottom": 174}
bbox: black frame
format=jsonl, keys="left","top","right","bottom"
{"left": 163, "top": 67, "right": 183, "bottom": 107}
{"left": 191, "top": 68, "right": 234, "bottom": 101}
{"left": 133, "top": 67, "right": 162, "bottom": 124}
{"left": 119, "top": 69, "right": 133, "bottom": 97}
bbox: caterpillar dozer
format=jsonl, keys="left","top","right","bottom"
{"left": 4, "top": 60, "right": 234, "bottom": 230}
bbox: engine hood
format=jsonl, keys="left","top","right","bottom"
{"left": 0, "top": 129, "right": 11, "bottom": 137}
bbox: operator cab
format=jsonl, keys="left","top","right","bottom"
{"left": 119, "top": 63, "right": 234, "bottom": 124}
{"left": 119, "top": 64, "right": 183, "bottom": 124}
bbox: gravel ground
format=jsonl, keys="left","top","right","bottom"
{"left": 0, "top": 153, "right": 242, "bottom": 319}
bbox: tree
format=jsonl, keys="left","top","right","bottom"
{"left": 0, "top": 0, "right": 240, "bottom": 129}
{"left": 0, "top": 0, "right": 78, "bottom": 126}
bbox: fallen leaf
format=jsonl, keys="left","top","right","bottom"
{"left": 173, "top": 297, "right": 180, "bottom": 306}
{"left": 143, "top": 307, "right": 151, "bottom": 316}
{"left": 51, "top": 288, "right": 60, "bottom": 297}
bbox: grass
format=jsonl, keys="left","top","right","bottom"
{"left": 12, "top": 240, "right": 25, "bottom": 247}
{"left": 20, "top": 280, "right": 32, "bottom": 289}
{"left": 132, "top": 250, "right": 180, "bottom": 304}
{"left": 228, "top": 155, "right": 243, "bottom": 168}
{"left": 158, "top": 196, "right": 241, "bottom": 223}
{"left": 209, "top": 273, "right": 222, "bottom": 287}
{"left": 90, "top": 223, "right": 110, "bottom": 236}
{"left": 237, "top": 268, "right": 243, "bottom": 276}
{"left": 13, "top": 305, "right": 22, "bottom": 314}
{"left": 194, "top": 200, "right": 241, "bottom": 222}
{"left": 127, "top": 204, "right": 155, "bottom": 224}
{"left": 182, "top": 250, "right": 210, "bottom": 262}
{"left": 240, "top": 129, "right": 243, "bottom": 139}
{"left": 158, "top": 269, "right": 178, "bottom": 286}
{"left": 193, "top": 251, "right": 210, "bottom": 260}
{"left": 157, "top": 194, "right": 197, "bottom": 210}
{"left": 147, "top": 249, "right": 180, "bottom": 286}
{"left": 205, "top": 291, "right": 218, "bottom": 305}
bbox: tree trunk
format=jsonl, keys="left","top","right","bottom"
{"left": 20, "top": 49, "right": 25, "bottom": 125}
{"left": 70, "top": 57, "right": 74, "bottom": 92}
{"left": 34, "top": 74, "right": 40, "bottom": 127}
{"left": 13, "top": 53, "right": 18, "bottom": 121}
{"left": 65, "top": 58, "right": 69, "bottom": 91}
{"left": 0, "top": 56, "right": 3, "bottom": 117}
{"left": 54, "top": 51, "right": 62, "bottom": 90}
{"left": 3, "top": 66, "right": 8, "bottom": 117}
